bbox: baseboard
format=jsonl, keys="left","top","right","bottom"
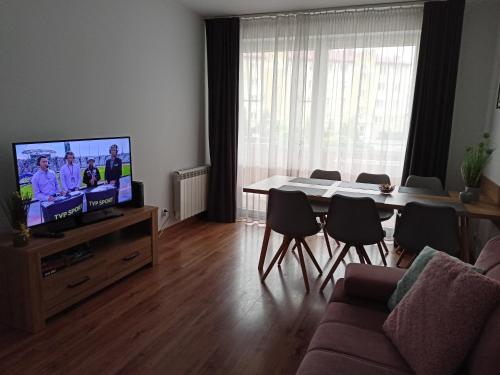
{"left": 159, "top": 212, "right": 205, "bottom": 234}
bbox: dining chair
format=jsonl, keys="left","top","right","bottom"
{"left": 405, "top": 175, "right": 443, "bottom": 190}
{"left": 393, "top": 202, "right": 460, "bottom": 267}
{"left": 261, "top": 189, "right": 323, "bottom": 292}
{"left": 320, "top": 195, "right": 387, "bottom": 292}
{"left": 308, "top": 169, "right": 342, "bottom": 256}
{"left": 394, "top": 175, "right": 445, "bottom": 250}
{"left": 355, "top": 172, "right": 393, "bottom": 254}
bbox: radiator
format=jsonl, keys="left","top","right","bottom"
{"left": 173, "top": 165, "right": 209, "bottom": 220}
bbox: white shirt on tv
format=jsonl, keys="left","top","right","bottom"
{"left": 60, "top": 163, "right": 81, "bottom": 191}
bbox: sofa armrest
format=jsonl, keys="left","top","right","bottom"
{"left": 344, "top": 264, "right": 406, "bottom": 303}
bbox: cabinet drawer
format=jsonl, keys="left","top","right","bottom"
{"left": 106, "top": 238, "right": 152, "bottom": 278}
{"left": 42, "top": 259, "right": 106, "bottom": 311}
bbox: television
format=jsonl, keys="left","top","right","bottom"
{"left": 12, "top": 136, "right": 133, "bottom": 229}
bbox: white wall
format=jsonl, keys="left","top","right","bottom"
{"left": 483, "top": 26, "right": 500, "bottom": 184}
{"left": 448, "top": 0, "right": 500, "bottom": 251}
{"left": 447, "top": 0, "right": 500, "bottom": 190}
{"left": 0, "top": 0, "right": 205, "bottom": 225}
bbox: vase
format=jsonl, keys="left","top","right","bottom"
{"left": 464, "top": 186, "right": 481, "bottom": 202}
{"left": 459, "top": 190, "right": 473, "bottom": 203}
{"left": 12, "top": 228, "right": 30, "bottom": 247}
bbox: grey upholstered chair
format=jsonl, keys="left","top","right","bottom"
{"left": 393, "top": 202, "right": 460, "bottom": 267}
{"left": 405, "top": 175, "right": 443, "bottom": 190}
{"left": 355, "top": 173, "right": 394, "bottom": 222}
{"left": 261, "top": 189, "right": 323, "bottom": 292}
{"left": 320, "top": 195, "right": 387, "bottom": 292}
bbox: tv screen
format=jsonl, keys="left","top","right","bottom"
{"left": 13, "top": 137, "right": 132, "bottom": 228}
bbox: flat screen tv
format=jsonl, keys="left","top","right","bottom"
{"left": 12, "top": 136, "right": 132, "bottom": 228}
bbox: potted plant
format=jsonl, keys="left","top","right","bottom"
{"left": 460, "top": 133, "right": 494, "bottom": 202}
{"left": 1, "top": 192, "right": 32, "bottom": 247}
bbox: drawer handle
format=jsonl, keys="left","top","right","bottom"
{"left": 123, "top": 251, "right": 140, "bottom": 262}
{"left": 67, "top": 276, "right": 90, "bottom": 289}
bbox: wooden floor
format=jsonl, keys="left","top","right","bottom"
{"left": 0, "top": 219, "right": 402, "bottom": 375}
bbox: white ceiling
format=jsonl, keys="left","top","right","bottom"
{"left": 175, "top": 0, "right": 414, "bottom": 17}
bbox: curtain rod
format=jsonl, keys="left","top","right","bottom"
{"left": 205, "top": 0, "right": 439, "bottom": 20}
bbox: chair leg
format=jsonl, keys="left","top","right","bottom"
{"left": 358, "top": 246, "right": 372, "bottom": 265}
{"left": 381, "top": 240, "right": 389, "bottom": 255}
{"left": 355, "top": 247, "right": 365, "bottom": 264}
{"left": 300, "top": 239, "right": 322, "bottom": 275}
{"left": 376, "top": 242, "right": 387, "bottom": 266}
{"left": 395, "top": 247, "right": 406, "bottom": 268}
{"left": 278, "top": 238, "right": 296, "bottom": 265}
{"left": 320, "top": 244, "right": 351, "bottom": 292}
{"left": 262, "top": 237, "right": 292, "bottom": 282}
{"left": 407, "top": 253, "right": 417, "bottom": 267}
{"left": 291, "top": 243, "right": 297, "bottom": 252}
{"left": 319, "top": 215, "right": 333, "bottom": 258}
{"left": 322, "top": 226, "right": 333, "bottom": 258}
{"left": 335, "top": 238, "right": 341, "bottom": 246}
{"left": 296, "top": 240, "right": 310, "bottom": 292}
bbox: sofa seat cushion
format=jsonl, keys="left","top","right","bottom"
{"left": 296, "top": 350, "right": 412, "bottom": 375}
{"left": 307, "top": 321, "right": 411, "bottom": 372}
{"left": 320, "top": 302, "right": 388, "bottom": 333}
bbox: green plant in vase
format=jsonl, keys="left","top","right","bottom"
{"left": 460, "top": 133, "right": 494, "bottom": 202}
{"left": 1, "top": 192, "right": 32, "bottom": 247}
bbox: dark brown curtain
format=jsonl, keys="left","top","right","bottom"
{"left": 402, "top": 0, "right": 466, "bottom": 185}
{"left": 205, "top": 18, "right": 240, "bottom": 222}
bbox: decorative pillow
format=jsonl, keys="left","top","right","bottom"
{"left": 387, "top": 246, "right": 437, "bottom": 310}
{"left": 383, "top": 252, "right": 500, "bottom": 375}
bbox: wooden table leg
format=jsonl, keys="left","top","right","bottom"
{"left": 258, "top": 224, "right": 272, "bottom": 271}
{"left": 460, "top": 216, "right": 471, "bottom": 264}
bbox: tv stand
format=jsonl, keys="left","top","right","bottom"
{"left": 79, "top": 207, "right": 124, "bottom": 225}
{"left": 0, "top": 206, "right": 158, "bottom": 333}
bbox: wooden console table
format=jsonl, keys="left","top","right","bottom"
{"left": 0, "top": 206, "right": 158, "bottom": 333}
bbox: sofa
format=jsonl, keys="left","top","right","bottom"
{"left": 296, "top": 236, "right": 500, "bottom": 375}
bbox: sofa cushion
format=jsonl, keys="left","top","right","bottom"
{"left": 296, "top": 350, "right": 412, "bottom": 375}
{"left": 345, "top": 263, "right": 405, "bottom": 304}
{"left": 475, "top": 236, "right": 500, "bottom": 274}
{"left": 383, "top": 252, "right": 500, "bottom": 375}
{"left": 387, "top": 246, "right": 437, "bottom": 310}
{"left": 308, "top": 321, "right": 411, "bottom": 372}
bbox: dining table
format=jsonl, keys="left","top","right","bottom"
{"left": 243, "top": 175, "right": 500, "bottom": 270}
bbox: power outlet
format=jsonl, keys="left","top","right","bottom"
{"left": 161, "top": 208, "right": 169, "bottom": 217}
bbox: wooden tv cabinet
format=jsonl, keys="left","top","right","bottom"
{"left": 0, "top": 206, "right": 158, "bottom": 333}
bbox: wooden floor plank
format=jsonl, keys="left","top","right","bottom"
{"left": 0, "top": 219, "right": 401, "bottom": 375}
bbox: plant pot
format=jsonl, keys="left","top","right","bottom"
{"left": 464, "top": 186, "right": 481, "bottom": 202}
{"left": 12, "top": 229, "right": 30, "bottom": 247}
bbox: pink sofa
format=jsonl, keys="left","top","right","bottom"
{"left": 296, "top": 236, "right": 500, "bottom": 375}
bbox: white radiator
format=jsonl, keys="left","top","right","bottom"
{"left": 173, "top": 165, "right": 209, "bottom": 220}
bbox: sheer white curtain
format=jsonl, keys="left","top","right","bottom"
{"left": 237, "top": 6, "right": 423, "bottom": 221}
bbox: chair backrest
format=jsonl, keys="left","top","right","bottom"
{"left": 325, "top": 195, "right": 384, "bottom": 246}
{"left": 267, "top": 189, "right": 320, "bottom": 237}
{"left": 310, "top": 169, "right": 341, "bottom": 181}
{"left": 356, "top": 172, "right": 391, "bottom": 185}
{"left": 466, "top": 236, "right": 500, "bottom": 374}
{"left": 405, "top": 175, "right": 443, "bottom": 190}
{"left": 394, "top": 202, "right": 460, "bottom": 257}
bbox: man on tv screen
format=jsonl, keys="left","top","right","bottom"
{"left": 60, "top": 151, "right": 81, "bottom": 194}
{"left": 105, "top": 144, "right": 122, "bottom": 188}
{"left": 31, "top": 156, "right": 60, "bottom": 202}
{"left": 83, "top": 158, "right": 101, "bottom": 188}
